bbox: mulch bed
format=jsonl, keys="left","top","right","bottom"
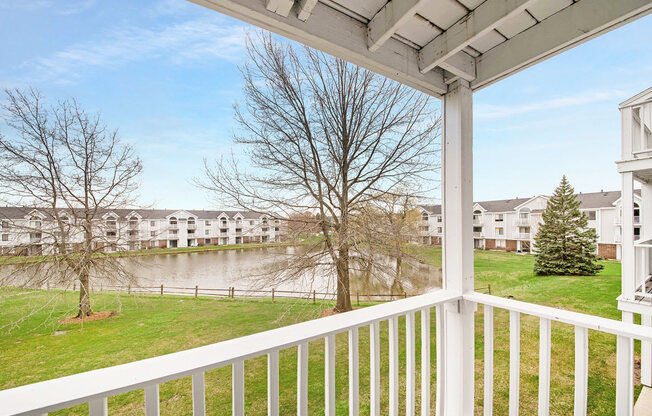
{"left": 319, "top": 307, "right": 359, "bottom": 317}
{"left": 58, "top": 310, "right": 117, "bottom": 324}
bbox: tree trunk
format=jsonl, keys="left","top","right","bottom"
{"left": 77, "top": 272, "right": 91, "bottom": 318}
{"left": 334, "top": 246, "right": 352, "bottom": 312}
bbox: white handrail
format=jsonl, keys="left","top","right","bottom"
{"left": 0, "top": 289, "right": 458, "bottom": 416}
{"left": 465, "top": 292, "right": 652, "bottom": 342}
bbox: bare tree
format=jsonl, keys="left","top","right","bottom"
{"left": 0, "top": 88, "right": 142, "bottom": 318}
{"left": 200, "top": 34, "right": 440, "bottom": 312}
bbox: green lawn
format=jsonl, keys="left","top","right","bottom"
{"left": 0, "top": 248, "right": 635, "bottom": 415}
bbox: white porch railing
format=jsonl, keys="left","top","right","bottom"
{"left": 2, "top": 290, "right": 651, "bottom": 415}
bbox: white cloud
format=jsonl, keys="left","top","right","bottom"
{"left": 19, "top": 16, "right": 247, "bottom": 84}
{"left": 475, "top": 89, "right": 628, "bottom": 120}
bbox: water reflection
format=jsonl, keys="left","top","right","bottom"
{"left": 126, "top": 246, "right": 441, "bottom": 296}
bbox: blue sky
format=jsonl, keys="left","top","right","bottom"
{"left": 0, "top": 0, "right": 650, "bottom": 209}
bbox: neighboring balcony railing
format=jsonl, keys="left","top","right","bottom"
{"left": 187, "top": 224, "right": 197, "bottom": 230}
{"left": 473, "top": 232, "right": 482, "bottom": 238}
{"left": 168, "top": 224, "right": 179, "bottom": 230}
{"left": 514, "top": 218, "right": 530, "bottom": 226}
{"left": 473, "top": 218, "right": 483, "bottom": 225}
{"left": 1, "top": 290, "right": 649, "bottom": 415}
{"left": 614, "top": 216, "right": 641, "bottom": 225}
{"left": 516, "top": 233, "right": 531, "bottom": 239}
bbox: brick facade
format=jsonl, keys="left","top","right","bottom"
{"left": 598, "top": 243, "right": 617, "bottom": 260}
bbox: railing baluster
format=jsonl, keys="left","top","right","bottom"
{"left": 297, "top": 342, "right": 309, "bottom": 416}
{"left": 325, "top": 334, "right": 336, "bottom": 416}
{"left": 484, "top": 305, "right": 494, "bottom": 416}
{"left": 435, "top": 304, "right": 444, "bottom": 416}
{"left": 144, "top": 384, "right": 160, "bottom": 416}
{"left": 370, "top": 322, "right": 380, "bottom": 416}
{"left": 192, "top": 372, "right": 206, "bottom": 416}
{"left": 406, "top": 311, "right": 416, "bottom": 416}
{"left": 389, "top": 315, "right": 399, "bottom": 416}
{"left": 509, "top": 310, "right": 520, "bottom": 416}
{"left": 538, "top": 318, "right": 551, "bottom": 416}
{"left": 232, "top": 360, "right": 244, "bottom": 416}
{"left": 89, "top": 397, "right": 107, "bottom": 416}
{"left": 421, "top": 307, "right": 431, "bottom": 416}
{"left": 349, "top": 327, "right": 359, "bottom": 416}
{"left": 267, "top": 350, "right": 279, "bottom": 416}
{"left": 574, "top": 326, "right": 589, "bottom": 416}
{"left": 616, "top": 335, "right": 634, "bottom": 416}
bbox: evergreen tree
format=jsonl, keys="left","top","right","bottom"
{"left": 534, "top": 176, "right": 603, "bottom": 276}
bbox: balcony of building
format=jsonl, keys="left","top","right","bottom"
{"left": 514, "top": 217, "right": 530, "bottom": 227}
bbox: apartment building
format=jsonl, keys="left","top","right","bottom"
{"left": 0, "top": 207, "right": 285, "bottom": 255}
{"left": 420, "top": 190, "right": 641, "bottom": 260}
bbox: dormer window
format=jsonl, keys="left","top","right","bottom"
{"left": 30, "top": 216, "right": 41, "bottom": 229}
{"left": 169, "top": 217, "right": 178, "bottom": 226}
{"left": 422, "top": 213, "right": 429, "bottom": 222}
{"left": 129, "top": 216, "right": 138, "bottom": 227}
{"left": 106, "top": 219, "right": 117, "bottom": 228}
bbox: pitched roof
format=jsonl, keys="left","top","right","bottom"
{"left": 475, "top": 197, "right": 532, "bottom": 212}
{"left": 620, "top": 87, "right": 652, "bottom": 109}
{"left": 418, "top": 189, "right": 635, "bottom": 215}
{"left": 0, "top": 207, "right": 270, "bottom": 220}
{"left": 420, "top": 205, "right": 441, "bottom": 215}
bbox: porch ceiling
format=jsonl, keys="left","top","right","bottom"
{"left": 189, "top": 0, "right": 652, "bottom": 97}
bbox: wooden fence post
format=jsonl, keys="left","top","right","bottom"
{"left": 313, "top": 290, "right": 316, "bottom": 304}
{"left": 128, "top": 285, "right": 131, "bottom": 294}
{"left": 272, "top": 288, "right": 275, "bottom": 303}
{"left": 404, "top": 292, "right": 407, "bottom": 299}
{"left": 356, "top": 293, "right": 360, "bottom": 306}
{"left": 488, "top": 284, "right": 492, "bottom": 295}
{"left": 73, "top": 282, "right": 76, "bottom": 291}
{"left": 195, "top": 285, "right": 198, "bottom": 298}
{"left": 160, "top": 284, "right": 163, "bottom": 296}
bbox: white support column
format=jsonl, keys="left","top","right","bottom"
{"left": 622, "top": 171, "right": 635, "bottom": 301}
{"left": 442, "top": 79, "right": 475, "bottom": 415}
{"left": 641, "top": 182, "right": 652, "bottom": 387}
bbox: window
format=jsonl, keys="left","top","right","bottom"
{"left": 205, "top": 221, "right": 211, "bottom": 226}
{"left": 262, "top": 218, "right": 268, "bottom": 225}
{"left": 437, "top": 216, "right": 442, "bottom": 223}
{"left": 150, "top": 231, "right": 156, "bottom": 237}
{"left": 107, "top": 219, "right": 116, "bottom": 228}
{"left": 221, "top": 218, "right": 227, "bottom": 226}
{"left": 150, "top": 220, "right": 156, "bottom": 227}
{"left": 188, "top": 218, "right": 196, "bottom": 225}
{"left": 586, "top": 210, "right": 596, "bottom": 221}
{"left": 495, "top": 214, "right": 503, "bottom": 222}
{"left": 205, "top": 238, "right": 211, "bottom": 244}
{"left": 262, "top": 227, "right": 268, "bottom": 232}
{"left": 106, "top": 231, "right": 116, "bottom": 237}
{"left": 129, "top": 217, "right": 138, "bottom": 227}
{"left": 422, "top": 213, "right": 429, "bottom": 221}
{"left": 205, "top": 230, "right": 210, "bottom": 235}
{"left": 250, "top": 220, "right": 254, "bottom": 225}
{"left": 60, "top": 216, "right": 69, "bottom": 224}
{"left": 128, "top": 230, "right": 138, "bottom": 236}
{"left": 30, "top": 216, "right": 42, "bottom": 228}
{"left": 496, "top": 239, "right": 506, "bottom": 248}
{"left": 1, "top": 221, "right": 8, "bottom": 229}
{"left": 495, "top": 227, "right": 504, "bottom": 236}
{"left": 1, "top": 234, "right": 8, "bottom": 241}
{"left": 30, "top": 232, "right": 42, "bottom": 239}
{"left": 169, "top": 229, "right": 178, "bottom": 235}
{"left": 275, "top": 227, "right": 279, "bottom": 232}
{"left": 437, "top": 227, "right": 442, "bottom": 234}
{"left": 169, "top": 217, "right": 178, "bottom": 226}
{"left": 188, "top": 229, "right": 195, "bottom": 234}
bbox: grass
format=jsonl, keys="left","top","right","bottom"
{"left": 0, "top": 248, "right": 637, "bottom": 415}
